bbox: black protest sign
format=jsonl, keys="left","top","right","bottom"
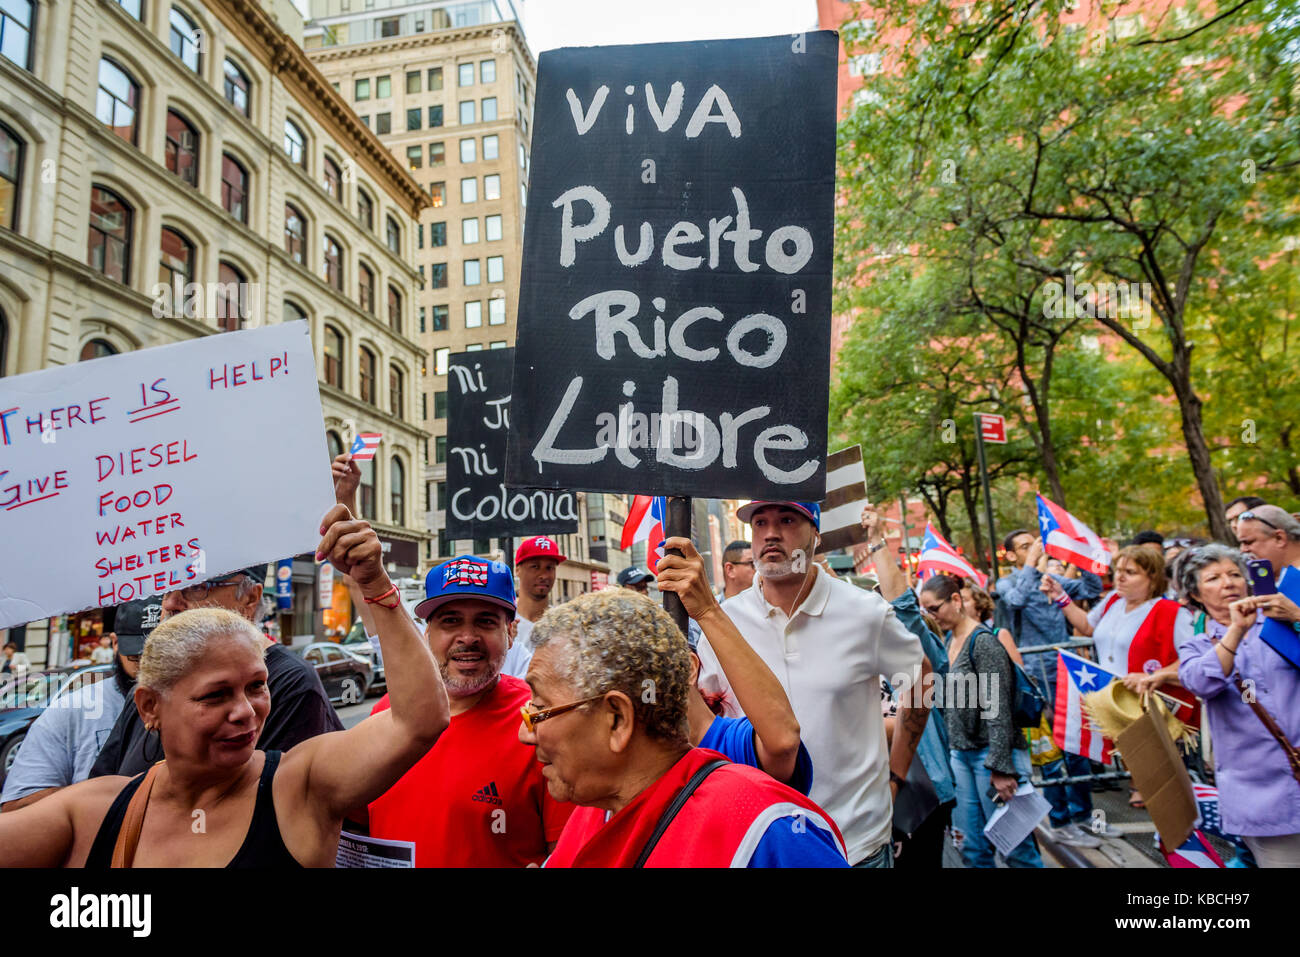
{"left": 445, "top": 348, "right": 578, "bottom": 540}
{"left": 506, "top": 33, "right": 837, "bottom": 500}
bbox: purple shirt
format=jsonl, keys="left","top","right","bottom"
{"left": 1177, "top": 610, "right": 1300, "bottom": 836}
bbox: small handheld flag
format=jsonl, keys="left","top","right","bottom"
{"left": 1036, "top": 494, "right": 1110, "bottom": 572}
{"left": 349, "top": 432, "right": 383, "bottom": 462}
{"left": 621, "top": 495, "right": 668, "bottom": 572}
{"left": 1053, "top": 650, "right": 1119, "bottom": 762}
{"left": 916, "top": 523, "right": 987, "bottom": 588}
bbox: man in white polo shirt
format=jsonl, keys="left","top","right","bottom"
{"left": 696, "top": 500, "right": 931, "bottom": 867}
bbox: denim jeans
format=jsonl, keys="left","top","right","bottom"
{"left": 949, "top": 746, "right": 1044, "bottom": 868}
{"left": 1025, "top": 651, "right": 1093, "bottom": 827}
{"left": 852, "top": 842, "right": 894, "bottom": 868}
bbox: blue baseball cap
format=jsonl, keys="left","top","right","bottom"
{"left": 736, "top": 501, "right": 821, "bottom": 529}
{"left": 414, "top": 556, "right": 516, "bottom": 620}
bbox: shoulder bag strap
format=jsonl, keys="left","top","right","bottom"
{"left": 634, "top": 759, "right": 729, "bottom": 868}
{"left": 1234, "top": 681, "right": 1300, "bottom": 787}
{"left": 111, "top": 761, "right": 164, "bottom": 869}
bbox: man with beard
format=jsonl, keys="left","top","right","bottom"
{"left": 365, "top": 555, "right": 573, "bottom": 866}
{"left": 1, "top": 597, "right": 161, "bottom": 810}
{"left": 502, "top": 536, "right": 565, "bottom": 678}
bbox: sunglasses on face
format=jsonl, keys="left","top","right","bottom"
{"left": 520, "top": 694, "right": 605, "bottom": 733}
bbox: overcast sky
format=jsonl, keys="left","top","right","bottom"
{"left": 515, "top": 0, "right": 820, "bottom": 54}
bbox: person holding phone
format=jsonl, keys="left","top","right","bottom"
{"left": 1233, "top": 505, "right": 1300, "bottom": 630}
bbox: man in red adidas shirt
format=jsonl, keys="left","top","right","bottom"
{"left": 367, "top": 555, "right": 572, "bottom": 866}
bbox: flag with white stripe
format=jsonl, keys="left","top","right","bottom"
{"left": 916, "top": 523, "right": 987, "bottom": 588}
{"left": 1053, "top": 650, "right": 1118, "bottom": 762}
{"left": 816, "top": 445, "right": 869, "bottom": 554}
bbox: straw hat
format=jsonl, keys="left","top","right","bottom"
{"left": 1083, "top": 682, "right": 1196, "bottom": 751}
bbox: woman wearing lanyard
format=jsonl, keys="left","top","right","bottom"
{"left": 1174, "top": 544, "right": 1300, "bottom": 867}
{"left": 1041, "top": 545, "right": 1196, "bottom": 808}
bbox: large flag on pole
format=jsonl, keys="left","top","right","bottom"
{"left": 621, "top": 495, "right": 668, "bottom": 572}
{"left": 1036, "top": 494, "right": 1111, "bottom": 572}
{"left": 916, "top": 523, "right": 987, "bottom": 588}
{"left": 1053, "top": 650, "right": 1118, "bottom": 761}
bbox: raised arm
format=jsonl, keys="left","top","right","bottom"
{"left": 656, "top": 538, "right": 802, "bottom": 784}
{"left": 1040, "top": 575, "right": 1093, "bottom": 636}
{"left": 861, "top": 504, "right": 907, "bottom": 602}
{"left": 286, "top": 505, "right": 450, "bottom": 820}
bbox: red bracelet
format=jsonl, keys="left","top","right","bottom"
{"left": 363, "top": 583, "right": 400, "bottom": 608}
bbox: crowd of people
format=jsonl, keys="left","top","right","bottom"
{"left": 0, "top": 458, "right": 1296, "bottom": 868}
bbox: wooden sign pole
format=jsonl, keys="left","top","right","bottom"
{"left": 662, "top": 495, "right": 692, "bottom": 637}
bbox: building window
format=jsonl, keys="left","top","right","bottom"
{"left": 355, "top": 77, "right": 370, "bottom": 101}
{"left": 430, "top": 262, "right": 447, "bottom": 289}
{"left": 323, "top": 233, "right": 342, "bottom": 290}
{"left": 324, "top": 325, "right": 343, "bottom": 387}
{"left": 432, "top": 304, "right": 448, "bottom": 330}
{"left": 376, "top": 112, "right": 391, "bottom": 134}
{"left": 459, "top": 100, "right": 475, "bottom": 125}
{"left": 357, "top": 189, "right": 374, "bottom": 231}
{"left": 386, "top": 215, "right": 400, "bottom": 254}
{"left": 169, "top": 7, "right": 201, "bottom": 73}
{"left": 379, "top": 16, "right": 399, "bottom": 37}
{"left": 388, "top": 285, "right": 401, "bottom": 333}
{"left": 326, "top": 429, "right": 343, "bottom": 461}
{"left": 323, "top": 155, "right": 342, "bottom": 201}
{"left": 428, "top": 105, "right": 443, "bottom": 127}
{"left": 1, "top": 0, "right": 34, "bottom": 70}
{"left": 465, "top": 344, "right": 482, "bottom": 352}
{"left": 390, "top": 456, "right": 405, "bottom": 524}
{"left": 417, "top": 226, "right": 424, "bottom": 251}
{"left": 216, "top": 261, "right": 246, "bottom": 331}
{"left": 489, "top": 340, "right": 507, "bottom": 349}
{"left": 359, "top": 115, "right": 370, "bottom": 129}
{"left": 97, "top": 59, "right": 140, "bottom": 145}
{"left": 434, "top": 347, "right": 449, "bottom": 375}
{"left": 284, "top": 203, "right": 306, "bottom": 263}
{"left": 434, "top": 391, "right": 447, "bottom": 418}
{"left": 406, "top": 145, "right": 422, "bottom": 170}
{"left": 389, "top": 367, "right": 404, "bottom": 419}
{"left": 458, "top": 63, "right": 474, "bottom": 86}
{"left": 157, "top": 227, "right": 193, "bottom": 312}
{"left": 484, "top": 174, "right": 500, "bottom": 201}
{"left": 358, "top": 262, "right": 374, "bottom": 314}
{"left": 485, "top": 214, "right": 502, "bottom": 242}
{"left": 483, "top": 134, "right": 498, "bottom": 160}
{"left": 427, "top": 66, "right": 442, "bottom": 90}
{"left": 284, "top": 119, "right": 306, "bottom": 167}
{"left": 407, "top": 108, "right": 421, "bottom": 131}
{"left": 221, "top": 153, "right": 248, "bottom": 224}
{"left": 429, "top": 182, "right": 445, "bottom": 207}
{"left": 223, "top": 58, "right": 250, "bottom": 116}
{"left": 164, "top": 110, "right": 199, "bottom": 186}
{"left": 419, "top": 305, "right": 426, "bottom": 330}
{"left": 519, "top": 143, "right": 526, "bottom": 169}
{"left": 435, "top": 434, "right": 446, "bottom": 463}
{"left": 429, "top": 141, "right": 445, "bottom": 165}
{"left": 0, "top": 123, "right": 20, "bottom": 230}
{"left": 480, "top": 59, "right": 496, "bottom": 83}
{"left": 459, "top": 137, "right": 476, "bottom": 163}
{"left": 488, "top": 297, "right": 506, "bottom": 325}
{"left": 463, "top": 260, "right": 480, "bottom": 285}
{"left": 461, "top": 177, "right": 476, "bottom": 203}
{"left": 406, "top": 70, "right": 420, "bottom": 94}
{"left": 462, "top": 217, "right": 478, "bottom": 244}
{"left": 486, "top": 255, "right": 504, "bottom": 284}
{"left": 284, "top": 300, "right": 306, "bottom": 325}
{"left": 87, "top": 185, "right": 131, "bottom": 284}
{"left": 359, "top": 346, "right": 376, "bottom": 404}
{"left": 376, "top": 75, "right": 391, "bottom": 98}
{"left": 465, "top": 301, "right": 482, "bottom": 327}
{"left": 80, "top": 339, "right": 118, "bottom": 361}
{"left": 481, "top": 97, "right": 497, "bottom": 122}
{"left": 430, "top": 221, "right": 446, "bottom": 246}
{"left": 359, "top": 459, "right": 375, "bottom": 520}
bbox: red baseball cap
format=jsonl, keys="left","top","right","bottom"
{"left": 515, "top": 536, "right": 567, "bottom": 565}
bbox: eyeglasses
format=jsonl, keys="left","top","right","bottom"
{"left": 727, "top": 561, "right": 755, "bottom": 568}
{"left": 174, "top": 577, "right": 245, "bottom": 602}
{"left": 520, "top": 694, "right": 605, "bottom": 733}
{"left": 1238, "top": 510, "right": 1280, "bottom": 531}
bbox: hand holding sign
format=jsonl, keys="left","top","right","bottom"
{"left": 316, "top": 505, "right": 389, "bottom": 597}
{"left": 655, "top": 537, "right": 721, "bottom": 624}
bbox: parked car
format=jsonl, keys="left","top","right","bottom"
{"left": 294, "top": 643, "right": 373, "bottom": 706}
{"left": 0, "top": 664, "right": 114, "bottom": 789}
{"left": 340, "top": 634, "right": 386, "bottom": 694}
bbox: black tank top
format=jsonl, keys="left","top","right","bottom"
{"left": 85, "top": 750, "right": 303, "bottom": 868}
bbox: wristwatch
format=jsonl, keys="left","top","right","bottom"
{"left": 868, "top": 540, "right": 888, "bottom": 555}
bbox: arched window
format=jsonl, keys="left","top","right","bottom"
{"left": 114, "top": 0, "right": 142, "bottom": 20}
{"left": 323, "top": 325, "right": 343, "bottom": 387}
{"left": 0, "top": 307, "right": 7, "bottom": 377}
{"left": 216, "top": 261, "right": 246, "bottom": 331}
{"left": 387, "top": 285, "right": 401, "bottom": 334}
{"left": 168, "top": 7, "right": 201, "bottom": 73}
{"left": 390, "top": 457, "right": 405, "bottom": 525}
{"left": 157, "top": 227, "right": 193, "bottom": 314}
{"left": 323, "top": 233, "right": 342, "bottom": 290}
{"left": 357, "top": 189, "right": 374, "bottom": 231}
{"left": 0, "top": 0, "right": 34, "bottom": 71}
{"left": 389, "top": 364, "right": 404, "bottom": 419}
{"left": 357, "top": 262, "right": 374, "bottom": 314}
{"left": 87, "top": 185, "right": 132, "bottom": 284}
{"left": 386, "top": 216, "right": 401, "bottom": 254}
{"left": 221, "top": 153, "right": 247, "bottom": 224}
{"left": 358, "top": 459, "right": 375, "bottom": 520}
{"left": 164, "top": 110, "right": 199, "bottom": 186}
{"left": 284, "top": 203, "right": 305, "bottom": 264}
{"left": 284, "top": 118, "right": 306, "bottom": 167}
{"left": 223, "top": 58, "right": 249, "bottom": 116}
{"left": 0, "top": 122, "right": 22, "bottom": 231}
{"left": 79, "top": 338, "right": 119, "bottom": 361}
{"left": 97, "top": 59, "right": 140, "bottom": 145}
{"left": 283, "top": 300, "right": 306, "bottom": 325}
{"left": 359, "top": 346, "right": 375, "bottom": 404}
{"left": 323, "top": 155, "right": 341, "bottom": 202}
{"left": 326, "top": 430, "right": 343, "bottom": 461}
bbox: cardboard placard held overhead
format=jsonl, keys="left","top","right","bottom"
{"left": 0, "top": 322, "right": 334, "bottom": 628}
{"left": 507, "top": 33, "right": 838, "bottom": 500}
{"left": 445, "top": 348, "right": 578, "bottom": 540}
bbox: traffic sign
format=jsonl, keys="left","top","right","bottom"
{"left": 976, "top": 413, "right": 1008, "bottom": 444}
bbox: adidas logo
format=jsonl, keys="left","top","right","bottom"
{"left": 472, "top": 781, "right": 502, "bottom": 806}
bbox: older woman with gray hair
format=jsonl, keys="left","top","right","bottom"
{"left": 519, "top": 588, "right": 847, "bottom": 867}
{"left": 1175, "top": 543, "right": 1300, "bottom": 867}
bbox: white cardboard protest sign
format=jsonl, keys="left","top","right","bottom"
{"left": 0, "top": 321, "right": 334, "bottom": 628}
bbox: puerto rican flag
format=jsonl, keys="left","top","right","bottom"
{"left": 1053, "top": 650, "right": 1118, "bottom": 762}
{"left": 349, "top": 431, "right": 383, "bottom": 462}
{"left": 621, "top": 495, "right": 667, "bottom": 572}
{"left": 916, "top": 523, "right": 987, "bottom": 588}
{"left": 1036, "top": 494, "right": 1110, "bottom": 572}
{"left": 443, "top": 559, "right": 488, "bottom": 587}
{"left": 1161, "top": 829, "right": 1226, "bottom": 869}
